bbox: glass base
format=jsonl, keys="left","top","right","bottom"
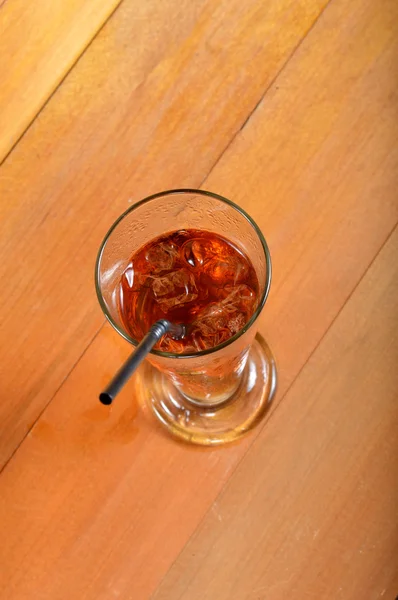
{"left": 136, "top": 333, "right": 277, "bottom": 446}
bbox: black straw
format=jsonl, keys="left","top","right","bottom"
{"left": 99, "top": 319, "right": 184, "bottom": 405}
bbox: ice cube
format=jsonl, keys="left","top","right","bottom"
{"left": 221, "top": 284, "right": 256, "bottom": 313}
{"left": 157, "top": 292, "right": 198, "bottom": 312}
{"left": 151, "top": 274, "right": 175, "bottom": 297}
{"left": 196, "top": 302, "right": 228, "bottom": 329}
{"left": 203, "top": 254, "right": 249, "bottom": 284}
{"left": 160, "top": 336, "right": 187, "bottom": 353}
{"left": 150, "top": 269, "right": 198, "bottom": 311}
{"left": 145, "top": 242, "right": 178, "bottom": 271}
{"left": 227, "top": 312, "right": 246, "bottom": 334}
{"left": 182, "top": 238, "right": 218, "bottom": 268}
{"left": 191, "top": 328, "right": 230, "bottom": 351}
{"left": 191, "top": 302, "right": 232, "bottom": 350}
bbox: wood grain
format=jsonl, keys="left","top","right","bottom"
{"left": 0, "top": 0, "right": 123, "bottom": 162}
{"left": 153, "top": 227, "right": 398, "bottom": 600}
{"left": 203, "top": 0, "right": 398, "bottom": 393}
{"left": 0, "top": 0, "right": 397, "bottom": 598}
{"left": 0, "top": 0, "right": 327, "bottom": 466}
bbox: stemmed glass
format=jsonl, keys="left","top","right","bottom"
{"left": 95, "top": 189, "right": 276, "bottom": 445}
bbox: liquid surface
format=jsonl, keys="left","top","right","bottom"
{"left": 119, "top": 229, "right": 260, "bottom": 353}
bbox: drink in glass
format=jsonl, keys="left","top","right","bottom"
{"left": 96, "top": 189, "right": 276, "bottom": 445}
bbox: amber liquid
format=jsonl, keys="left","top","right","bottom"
{"left": 119, "top": 229, "right": 259, "bottom": 353}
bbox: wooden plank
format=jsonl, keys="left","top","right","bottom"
{"left": 203, "top": 0, "right": 398, "bottom": 391}
{"left": 0, "top": 0, "right": 328, "bottom": 466}
{"left": 0, "top": 0, "right": 123, "bottom": 162}
{"left": 152, "top": 227, "right": 398, "bottom": 600}
{"left": 1, "top": 0, "right": 397, "bottom": 598}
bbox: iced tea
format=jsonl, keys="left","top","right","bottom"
{"left": 119, "top": 229, "right": 259, "bottom": 353}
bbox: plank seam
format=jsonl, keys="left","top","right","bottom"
{"left": 0, "top": 325, "right": 105, "bottom": 475}
{"left": 0, "top": 0, "right": 123, "bottom": 167}
{"left": 147, "top": 218, "right": 397, "bottom": 598}
{"left": 0, "top": 0, "right": 334, "bottom": 474}
{"left": 0, "top": 0, "right": 334, "bottom": 471}
{"left": 198, "top": 0, "right": 333, "bottom": 189}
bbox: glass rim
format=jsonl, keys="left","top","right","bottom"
{"left": 95, "top": 188, "right": 272, "bottom": 359}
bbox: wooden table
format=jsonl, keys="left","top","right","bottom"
{"left": 1, "top": 1, "right": 397, "bottom": 598}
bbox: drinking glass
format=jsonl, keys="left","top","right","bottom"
{"left": 95, "top": 189, "right": 276, "bottom": 445}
